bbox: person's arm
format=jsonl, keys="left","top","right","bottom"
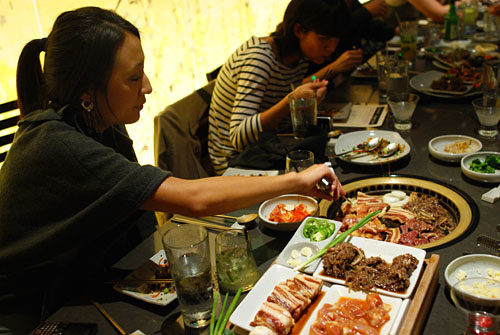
{"left": 303, "top": 49, "right": 364, "bottom": 83}
{"left": 141, "top": 164, "right": 345, "bottom": 216}
{"left": 364, "top": 0, "right": 389, "bottom": 18}
{"left": 408, "top": 0, "right": 449, "bottom": 22}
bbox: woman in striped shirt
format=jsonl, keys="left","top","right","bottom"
{"left": 208, "top": 0, "right": 363, "bottom": 174}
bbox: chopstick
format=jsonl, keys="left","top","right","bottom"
{"left": 90, "top": 299, "right": 126, "bottom": 335}
{"left": 171, "top": 215, "right": 233, "bottom": 231}
{"left": 320, "top": 68, "right": 334, "bottom": 81}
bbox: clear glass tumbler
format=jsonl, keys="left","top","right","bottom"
{"left": 472, "top": 98, "right": 500, "bottom": 137}
{"left": 215, "top": 229, "right": 260, "bottom": 294}
{"left": 162, "top": 224, "right": 213, "bottom": 329}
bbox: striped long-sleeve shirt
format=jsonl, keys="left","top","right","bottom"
{"left": 208, "top": 36, "right": 308, "bottom": 175}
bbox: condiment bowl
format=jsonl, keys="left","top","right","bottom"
{"left": 428, "top": 135, "right": 482, "bottom": 162}
{"left": 258, "top": 194, "right": 318, "bottom": 232}
{"left": 461, "top": 151, "right": 500, "bottom": 183}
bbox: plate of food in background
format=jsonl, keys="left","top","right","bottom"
{"left": 334, "top": 130, "right": 410, "bottom": 165}
{"left": 410, "top": 70, "right": 480, "bottom": 98}
{"left": 113, "top": 250, "right": 177, "bottom": 306}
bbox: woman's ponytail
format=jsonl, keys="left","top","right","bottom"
{"left": 16, "top": 37, "right": 47, "bottom": 118}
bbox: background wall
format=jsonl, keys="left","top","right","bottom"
{"left": 0, "top": 0, "right": 289, "bottom": 165}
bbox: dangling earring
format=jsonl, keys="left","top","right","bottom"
{"left": 81, "top": 100, "right": 93, "bottom": 112}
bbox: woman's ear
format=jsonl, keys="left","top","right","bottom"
{"left": 293, "top": 23, "right": 305, "bottom": 39}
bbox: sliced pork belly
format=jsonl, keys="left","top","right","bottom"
{"left": 268, "top": 283, "right": 308, "bottom": 320}
{"left": 251, "top": 301, "right": 294, "bottom": 335}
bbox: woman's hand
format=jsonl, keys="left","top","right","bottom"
{"left": 330, "top": 49, "right": 364, "bottom": 74}
{"left": 293, "top": 80, "right": 329, "bottom": 103}
{"left": 294, "top": 164, "right": 345, "bottom": 201}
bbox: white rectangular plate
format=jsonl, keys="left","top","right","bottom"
{"left": 275, "top": 217, "right": 342, "bottom": 274}
{"left": 302, "top": 284, "right": 403, "bottom": 335}
{"left": 113, "top": 250, "right": 177, "bottom": 306}
{"left": 313, "top": 236, "right": 426, "bottom": 298}
{"left": 230, "top": 264, "right": 325, "bottom": 333}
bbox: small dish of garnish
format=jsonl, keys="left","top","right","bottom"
{"left": 461, "top": 151, "right": 500, "bottom": 183}
{"left": 428, "top": 135, "right": 482, "bottom": 162}
{"left": 258, "top": 194, "right": 318, "bottom": 232}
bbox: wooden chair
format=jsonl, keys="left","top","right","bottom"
{"left": 0, "top": 100, "right": 19, "bottom": 166}
{"left": 153, "top": 81, "right": 215, "bottom": 226}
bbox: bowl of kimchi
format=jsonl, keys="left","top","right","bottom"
{"left": 258, "top": 194, "right": 318, "bottom": 232}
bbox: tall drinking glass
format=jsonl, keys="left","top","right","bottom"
{"left": 482, "top": 60, "right": 500, "bottom": 104}
{"left": 289, "top": 89, "right": 317, "bottom": 140}
{"left": 376, "top": 49, "right": 398, "bottom": 101}
{"left": 386, "top": 60, "right": 409, "bottom": 99}
{"left": 162, "top": 224, "right": 213, "bottom": 329}
{"left": 400, "top": 21, "right": 418, "bottom": 61}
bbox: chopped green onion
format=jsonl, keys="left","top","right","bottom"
{"left": 210, "top": 292, "right": 219, "bottom": 335}
{"left": 293, "top": 210, "right": 381, "bottom": 271}
{"left": 214, "top": 292, "right": 228, "bottom": 335}
{"left": 217, "top": 288, "right": 243, "bottom": 335}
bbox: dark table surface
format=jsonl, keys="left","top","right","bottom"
{"left": 48, "top": 55, "right": 500, "bottom": 335}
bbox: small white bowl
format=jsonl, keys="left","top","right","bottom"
{"left": 445, "top": 254, "right": 500, "bottom": 289}
{"left": 461, "top": 151, "right": 500, "bottom": 183}
{"left": 428, "top": 135, "right": 482, "bottom": 163}
{"left": 258, "top": 194, "right": 318, "bottom": 232}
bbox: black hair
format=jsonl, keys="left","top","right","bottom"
{"left": 271, "top": 0, "right": 350, "bottom": 59}
{"left": 16, "top": 7, "right": 140, "bottom": 128}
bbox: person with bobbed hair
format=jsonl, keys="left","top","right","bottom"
{"left": 208, "top": 0, "right": 364, "bottom": 175}
{"left": 0, "top": 6, "right": 344, "bottom": 333}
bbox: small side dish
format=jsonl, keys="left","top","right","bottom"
{"left": 259, "top": 194, "right": 318, "bottom": 231}
{"left": 428, "top": 135, "right": 482, "bottom": 163}
{"left": 303, "top": 217, "right": 338, "bottom": 242}
{"left": 461, "top": 151, "right": 500, "bottom": 183}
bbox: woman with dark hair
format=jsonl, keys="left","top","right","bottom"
{"left": 208, "top": 0, "right": 363, "bottom": 175}
{"left": 0, "top": 6, "right": 344, "bottom": 333}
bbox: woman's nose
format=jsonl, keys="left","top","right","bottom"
{"left": 142, "top": 73, "right": 153, "bottom": 94}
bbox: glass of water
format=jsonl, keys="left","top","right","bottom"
{"left": 162, "top": 224, "right": 213, "bottom": 329}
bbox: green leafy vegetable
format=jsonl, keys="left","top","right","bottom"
{"left": 485, "top": 155, "right": 500, "bottom": 170}
{"left": 293, "top": 210, "right": 381, "bottom": 271}
{"left": 469, "top": 158, "right": 497, "bottom": 173}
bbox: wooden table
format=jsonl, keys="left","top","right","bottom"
{"left": 47, "top": 54, "right": 500, "bottom": 335}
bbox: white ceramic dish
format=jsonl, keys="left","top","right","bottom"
{"left": 302, "top": 285, "right": 403, "bottom": 335}
{"left": 461, "top": 151, "right": 500, "bottom": 183}
{"left": 275, "top": 217, "right": 342, "bottom": 273}
{"left": 410, "top": 70, "right": 473, "bottom": 96}
{"left": 313, "top": 236, "right": 426, "bottom": 299}
{"left": 113, "top": 250, "right": 177, "bottom": 306}
{"left": 223, "top": 167, "right": 279, "bottom": 176}
{"left": 334, "top": 130, "right": 410, "bottom": 166}
{"left": 428, "top": 135, "right": 482, "bottom": 162}
{"left": 258, "top": 194, "right": 318, "bottom": 232}
{"left": 444, "top": 254, "right": 500, "bottom": 289}
{"left": 229, "top": 264, "right": 326, "bottom": 333}
{"left": 432, "top": 59, "right": 451, "bottom": 71}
